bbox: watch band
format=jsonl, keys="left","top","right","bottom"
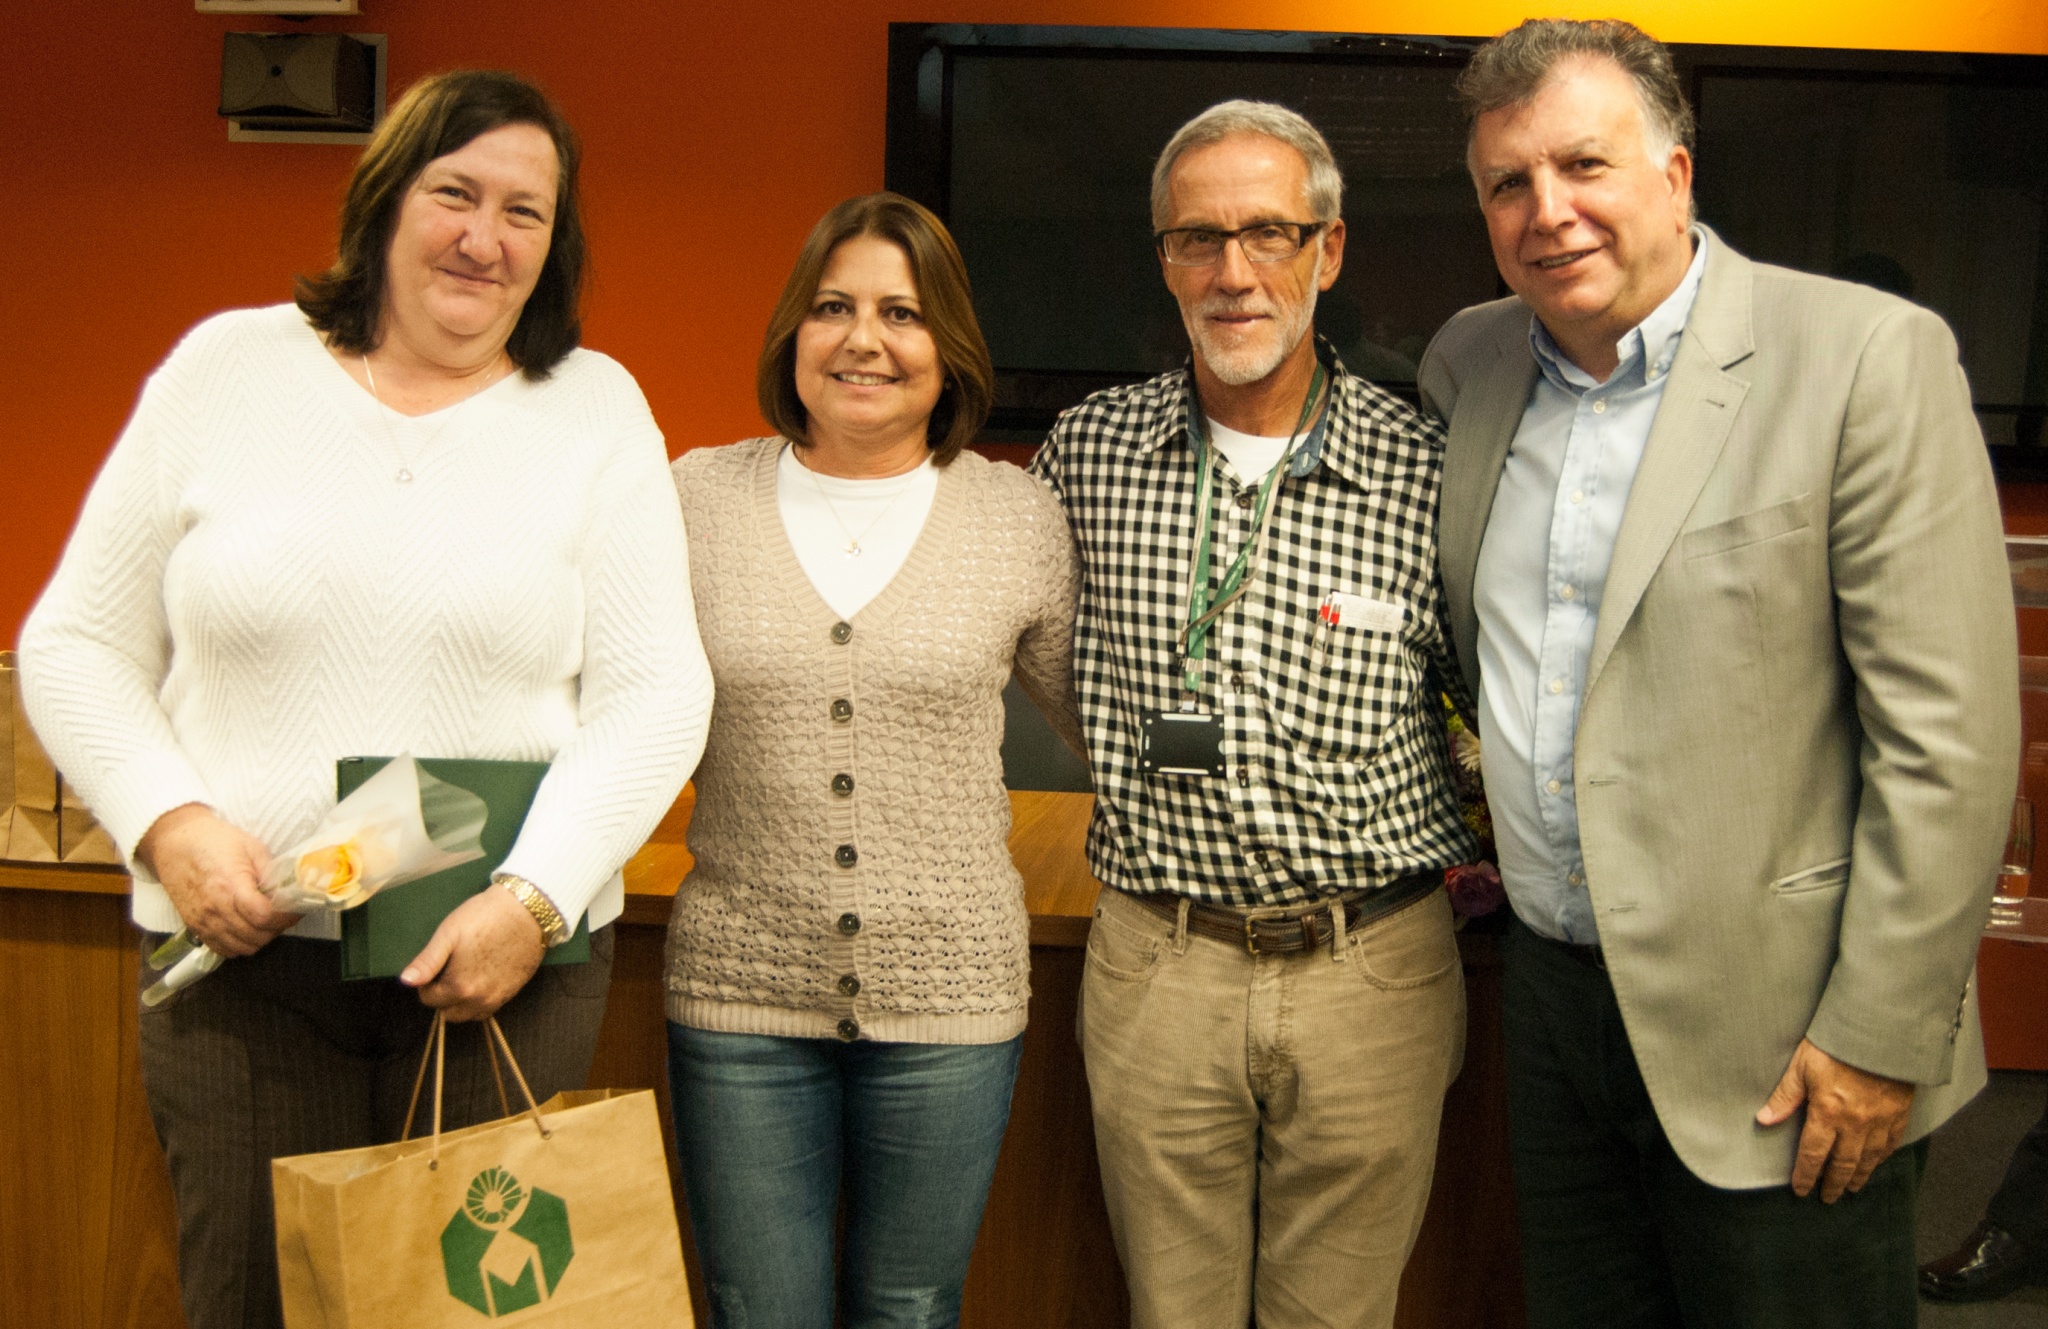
{"left": 496, "top": 874, "right": 570, "bottom": 947}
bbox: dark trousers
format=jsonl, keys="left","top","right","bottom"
{"left": 1502, "top": 918, "right": 1925, "bottom": 1329}
{"left": 1987, "top": 1094, "right": 2048, "bottom": 1250}
{"left": 137, "top": 926, "right": 614, "bottom": 1329}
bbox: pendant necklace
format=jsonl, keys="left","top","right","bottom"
{"left": 798, "top": 449, "right": 915, "bottom": 559}
{"left": 361, "top": 352, "right": 506, "bottom": 484}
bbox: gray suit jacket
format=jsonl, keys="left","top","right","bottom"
{"left": 1420, "top": 229, "right": 2019, "bottom": 1187}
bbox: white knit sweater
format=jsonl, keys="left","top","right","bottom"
{"left": 20, "top": 304, "right": 713, "bottom": 938}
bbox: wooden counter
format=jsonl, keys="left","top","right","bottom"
{"left": 0, "top": 790, "right": 1523, "bottom": 1329}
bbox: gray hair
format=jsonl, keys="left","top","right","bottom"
{"left": 1456, "top": 19, "right": 1695, "bottom": 167}
{"left": 1150, "top": 100, "right": 1343, "bottom": 231}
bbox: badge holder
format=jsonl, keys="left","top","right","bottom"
{"left": 1139, "top": 708, "right": 1225, "bottom": 776}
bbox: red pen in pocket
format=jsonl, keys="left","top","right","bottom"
{"left": 1314, "top": 592, "right": 1342, "bottom": 666}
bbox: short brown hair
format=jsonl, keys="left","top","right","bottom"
{"left": 756, "top": 193, "right": 993, "bottom": 466}
{"left": 295, "top": 69, "right": 585, "bottom": 378}
{"left": 1457, "top": 19, "right": 1695, "bottom": 163}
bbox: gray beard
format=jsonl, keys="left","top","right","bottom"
{"left": 1188, "top": 253, "right": 1322, "bottom": 387}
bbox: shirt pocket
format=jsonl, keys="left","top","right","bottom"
{"left": 1269, "top": 593, "right": 1421, "bottom": 764}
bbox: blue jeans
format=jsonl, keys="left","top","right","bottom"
{"left": 666, "top": 1024, "right": 1024, "bottom": 1329}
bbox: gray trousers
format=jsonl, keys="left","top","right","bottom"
{"left": 136, "top": 927, "right": 614, "bottom": 1329}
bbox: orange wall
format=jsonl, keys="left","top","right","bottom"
{"left": 5, "top": 1, "right": 2047, "bottom": 646}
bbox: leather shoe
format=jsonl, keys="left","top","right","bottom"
{"left": 1920, "top": 1221, "right": 2046, "bottom": 1302}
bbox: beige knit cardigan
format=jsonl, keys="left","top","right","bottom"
{"left": 667, "top": 438, "right": 1081, "bottom": 1044}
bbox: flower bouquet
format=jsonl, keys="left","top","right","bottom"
{"left": 1443, "top": 695, "right": 1507, "bottom": 923}
{"left": 141, "top": 755, "right": 488, "bottom": 1006}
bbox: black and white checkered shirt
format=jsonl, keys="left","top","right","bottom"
{"left": 1030, "top": 348, "right": 1476, "bottom": 907}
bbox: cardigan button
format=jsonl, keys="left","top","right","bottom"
{"left": 832, "top": 773, "right": 854, "bottom": 796}
{"left": 835, "top": 844, "right": 859, "bottom": 868}
{"left": 837, "top": 1018, "right": 860, "bottom": 1042}
{"left": 838, "top": 973, "right": 861, "bottom": 996}
{"left": 830, "top": 698, "right": 853, "bottom": 722}
{"left": 831, "top": 621, "right": 853, "bottom": 644}
{"left": 837, "top": 911, "right": 861, "bottom": 935}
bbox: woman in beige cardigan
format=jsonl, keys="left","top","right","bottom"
{"left": 666, "top": 193, "right": 1080, "bottom": 1328}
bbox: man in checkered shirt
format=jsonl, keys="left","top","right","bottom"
{"left": 1028, "top": 100, "right": 1477, "bottom": 1329}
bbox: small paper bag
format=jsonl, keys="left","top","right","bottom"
{"left": 58, "top": 774, "right": 122, "bottom": 864}
{"left": 0, "top": 651, "right": 61, "bottom": 863}
{"left": 272, "top": 1022, "right": 693, "bottom": 1328}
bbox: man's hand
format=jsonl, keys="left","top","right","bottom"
{"left": 1756, "top": 1037, "right": 1917, "bottom": 1202}
{"left": 136, "top": 803, "right": 297, "bottom": 956}
{"left": 401, "top": 884, "right": 547, "bottom": 1022}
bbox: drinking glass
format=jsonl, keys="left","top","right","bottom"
{"left": 1997, "top": 797, "right": 2034, "bottom": 903}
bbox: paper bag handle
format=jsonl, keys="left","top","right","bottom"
{"left": 400, "top": 1012, "right": 552, "bottom": 1167}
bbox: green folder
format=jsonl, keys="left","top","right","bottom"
{"left": 337, "top": 756, "right": 591, "bottom": 981}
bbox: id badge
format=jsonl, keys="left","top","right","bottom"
{"left": 1140, "top": 709, "right": 1225, "bottom": 776}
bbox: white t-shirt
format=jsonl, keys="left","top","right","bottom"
{"left": 777, "top": 445, "right": 938, "bottom": 619}
{"left": 1204, "top": 417, "right": 1292, "bottom": 483}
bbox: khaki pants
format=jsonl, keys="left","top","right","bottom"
{"left": 1081, "top": 886, "right": 1465, "bottom": 1329}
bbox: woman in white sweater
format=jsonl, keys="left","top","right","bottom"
{"left": 18, "top": 71, "right": 710, "bottom": 1329}
{"left": 667, "top": 193, "right": 1079, "bottom": 1327}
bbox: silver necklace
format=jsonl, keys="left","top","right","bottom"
{"left": 360, "top": 353, "right": 506, "bottom": 484}
{"left": 361, "top": 354, "right": 424, "bottom": 483}
{"left": 797, "top": 448, "right": 916, "bottom": 559}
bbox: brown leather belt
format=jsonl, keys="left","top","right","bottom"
{"left": 1125, "top": 871, "right": 1440, "bottom": 955}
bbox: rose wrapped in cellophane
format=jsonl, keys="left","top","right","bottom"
{"left": 142, "top": 755, "right": 488, "bottom": 1007}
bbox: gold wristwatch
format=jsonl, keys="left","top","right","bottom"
{"left": 495, "top": 874, "right": 570, "bottom": 948}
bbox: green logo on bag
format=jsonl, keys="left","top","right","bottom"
{"left": 440, "top": 1166, "right": 573, "bottom": 1317}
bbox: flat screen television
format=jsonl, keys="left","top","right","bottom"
{"left": 885, "top": 25, "right": 2048, "bottom": 476}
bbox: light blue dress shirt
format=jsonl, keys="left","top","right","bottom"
{"left": 1473, "top": 236, "right": 1707, "bottom": 944}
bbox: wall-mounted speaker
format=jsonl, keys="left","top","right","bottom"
{"left": 218, "top": 32, "right": 379, "bottom": 136}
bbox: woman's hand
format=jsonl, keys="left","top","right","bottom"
{"left": 400, "top": 885, "right": 547, "bottom": 1022}
{"left": 136, "top": 803, "right": 298, "bottom": 956}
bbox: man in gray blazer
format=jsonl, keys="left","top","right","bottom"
{"left": 1419, "top": 19, "right": 2018, "bottom": 1327}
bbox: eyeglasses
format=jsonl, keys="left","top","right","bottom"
{"left": 1155, "top": 222, "right": 1325, "bottom": 267}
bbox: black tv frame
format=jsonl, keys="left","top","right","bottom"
{"left": 884, "top": 23, "right": 2048, "bottom": 480}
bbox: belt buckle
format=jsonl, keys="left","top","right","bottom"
{"left": 1243, "top": 914, "right": 1262, "bottom": 955}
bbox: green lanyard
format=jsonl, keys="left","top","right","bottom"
{"left": 1177, "top": 364, "right": 1328, "bottom": 700}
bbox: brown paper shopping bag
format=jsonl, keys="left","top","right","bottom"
{"left": 0, "top": 651, "right": 61, "bottom": 863}
{"left": 58, "top": 774, "right": 123, "bottom": 864}
{"left": 272, "top": 1015, "right": 694, "bottom": 1328}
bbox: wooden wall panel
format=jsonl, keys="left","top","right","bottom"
{"left": 1396, "top": 939, "right": 1525, "bottom": 1329}
{"left": 963, "top": 945, "right": 1128, "bottom": 1329}
{"left": 1980, "top": 937, "right": 2048, "bottom": 1072}
{"left": 97, "top": 936, "right": 188, "bottom": 1329}
{"left": 584, "top": 908, "right": 712, "bottom": 1325}
{"left": 0, "top": 889, "right": 109, "bottom": 1326}
{"left": 0, "top": 887, "right": 184, "bottom": 1329}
